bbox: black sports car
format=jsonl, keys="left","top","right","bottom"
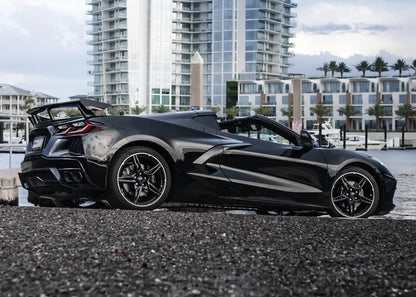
{"left": 19, "top": 99, "right": 396, "bottom": 218}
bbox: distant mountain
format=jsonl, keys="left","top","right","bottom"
{"left": 290, "top": 50, "right": 415, "bottom": 77}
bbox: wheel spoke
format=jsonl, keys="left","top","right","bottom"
{"left": 358, "top": 195, "right": 373, "bottom": 204}
{"left": 146, "top": 163, "right": 162, "bottom": 176}
{"left": 332, "top": 194, "right": 349, "bottom": 203}
{"left": 355, "top": 178, "right": 366, "bottom": 190}
{"left": 349, "top": 202, "right": 355, "bottom": 216}
{"left": 341, "top": 177, "right": 352, "bottom": 190}
{"left": 119, "top": 175, "right": 136, "bottom": 183}
{"left": 132, "top": 155, "right": 142, "bottom": 173}
{"left": 147, "top": 181, "right": 161, "bottom": 196}
{"left": 133, "top": 186, "right": 143, "bottom": 204}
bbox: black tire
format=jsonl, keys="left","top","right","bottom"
{"left": 107, "top": 146, "right": 171, "bottom": 210}
{"left": 329, "top": 166, "right": 379, "bottom": 218}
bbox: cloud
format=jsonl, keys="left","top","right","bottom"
{"left": 300, "top": 23, "right": 391, "bottom": 35}
{"left": 291, "top": 50, "right": 415, "bottom": 77}
{"left": 0, "top": 0, "right": 89, "bottom": 98}
{"left": 300, "top": 23, "right": 352, "bottom": 35}
{"left": 294, "top": 0, "right": 416, "bottom": 58}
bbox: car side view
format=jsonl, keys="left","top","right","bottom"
{"left": 19, "top": 99, "right": 396, "bottom": 218}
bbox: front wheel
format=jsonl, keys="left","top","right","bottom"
{"left": 329, "top": 167, "right": 379, "bottom": 218}
{"left": 107, "top": 147, "right": 171, "bottom": 210}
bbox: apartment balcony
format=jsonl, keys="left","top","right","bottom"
{"left": 101, "top": 12, "right": 127, "bottom": 22}
{"left": 281, "top": 51, "right": 295, "bottom": 57}
{"left": 282, "top": 31, "right": 295, "bottom": 38}
{"left": 105, "top": 56, "right": 128, "bottom": 63}
{"left": 87, "top": 59, "right": 103, "bottom": 65}
{"left": 87, "top": 81, "right": 103, "bottom": 86}
{"left": 86, "top": 0, "right": 101, "bottom": 4}
{"left": 102, "top": 0, "right": 126, "bottom": 11}
{"left": 87, "top": 27, "right": 102, "bottom": 35}
{"left": 87, "top": 49, "right": 103, "bottom": 55}
{"left": 86, "top": 7, "right": 101, "bottom": 15}
{"left": 283, "top": 20, "right": 297, "bottom": 28}
{"left": 87, "top": 38, "right": 103, "bottom": 45}
{"left": 283, "top": 0, "right": 297, "bottom": 8}
{"left": 281, "top": 41, "right": 295, "bottom": 47}
{"left": 86, "top": 17, "right": 102, "bottom": 25}
{"left": 103, "top": 45, "right": 128, "bottom": 52}
{"left": 102, "top": 24, "right": 127, "bottom": 32}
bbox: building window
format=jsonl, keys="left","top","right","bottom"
{"left": 369, "top": 94, "right": 377, "bottom": 104}
{"left": 399, "top": 94, "right": 407, "bottom": 104}
{"left": 239, "top": 96, "right": 250, "bottom": 105}
{"left": 352, "top": 94, "right": 362, "bottom": 105}
{"left": 381, "top": 94, "right": 393, "bottom": 104}
{"left": 322, "top": 95, "right": 333, "bottom": 104}
{"left": 339, "top": 95, "right": 346, "bottom": 105}
{"left": 268, "top": 83, "right": 283, "bottom": 94}
{"left": 310, "top": 95, "right": 317, "bottom": 105}
{"left": 302, "top": 82, "right": 312, "bottom": 93}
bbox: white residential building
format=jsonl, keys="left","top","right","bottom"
{"left": 0, "top": 84, "right": 58, "bottom": 115}
{"left": 237, "top": 76, "right": 416, "bottom": 131}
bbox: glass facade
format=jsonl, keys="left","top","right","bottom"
{"left": 87, "top": 0, "right": 297, "bottom": 114}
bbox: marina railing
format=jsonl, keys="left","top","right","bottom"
{"left": 0, "top": 114, "right": 30, "bottom": 168}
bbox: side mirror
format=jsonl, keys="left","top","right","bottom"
{"left": 300, "top": 130, "right": 313, "bottom": 149}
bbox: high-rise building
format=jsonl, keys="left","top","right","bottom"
{"left": 86, "top": 0, "right": 297, "bottom": 114}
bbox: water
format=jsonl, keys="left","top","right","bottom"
{"left": 3, "top": 150, "right": 416, "bottom": 219}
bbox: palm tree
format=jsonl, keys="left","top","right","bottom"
{"left": 310, "top": 103, "right": 332, "bottom": 123}
{"left": 131, "top": 102, "right": 146, "bottom": 115}
{"left": 337, "top": 104, "right": 360, "bottom": 130}
{"left": 355, "top": 60, "right": 371, "bottom": 77}
{"left": 328, "top": 61, "right": 338, "bottom": 78}
{"left": 395, "top": 103, "right": 416, "bottom": 131}
{"left": 316, "top": 62, "right": 329, "bottom": 78}
{"left": 225, "top": 106, "right": 240, "bottom": 119}
{"left": 390, "top": 59, "right": 410, "bottom": 77}
{"left": 252, "top": 106, "right": 271, "bottom": 116}
{"left": 281, "top": 106, "right": 293, "bottom": 128}
{"left": 206, "top": 106, "right": 221, "bottom": 115}
{"left": 337, "top": 62, "right": 351, "bottom": 78}
{"left": 371, "top": 56, "right": 388, "bottom": 77}
{"left": 411, "top": 59, "right": 416, "bottom": 75}
{"left": 154, "top": 105, "right": 171, "bottom": 113}
{"left": 20, "top": 97, "right": 36, "bottom": 111}
{"left": 366, "top": 103, "right": 386, "bottom": 131}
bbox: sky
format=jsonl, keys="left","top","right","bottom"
{"left": 0, "top": 0, "right": 415, "bottom": 99}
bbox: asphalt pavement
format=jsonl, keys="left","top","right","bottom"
{"left": 0, "top": 207, "right": 415, "bottom": 296}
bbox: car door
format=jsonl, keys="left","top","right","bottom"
{"left": 217, "top": 118, "right": 329, "bottom": 209}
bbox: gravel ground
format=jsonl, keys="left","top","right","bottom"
{"left": 0, "top": 207, "right": 415, "bottom": 297}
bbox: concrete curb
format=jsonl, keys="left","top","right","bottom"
{"left": 0, "top": 168, "right": 21, "bottom": 205}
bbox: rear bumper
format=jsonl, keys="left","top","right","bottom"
{"left": 19, "top": 155, "right": 107, "bottom": 198}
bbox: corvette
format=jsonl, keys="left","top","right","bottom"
{"left": 19, "top": 99, "right": 396, "bottom": 218}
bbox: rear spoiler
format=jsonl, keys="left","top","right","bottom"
{"left": 27, "top": 99, "right": 112, "bottom": 125}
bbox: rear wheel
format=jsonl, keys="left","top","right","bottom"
{"left": 107, "top": 146, "right": 171, "bottom": 210}
{"left": 329, "top": 167, "right": 379, "bottom": 218}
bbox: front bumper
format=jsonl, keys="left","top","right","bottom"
{"left": 377, "top": 174, "right": 397, "bottom": 215}
{"left": 19, "top": 155, "right": 107, "bottom": 198}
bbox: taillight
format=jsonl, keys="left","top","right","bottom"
{"left": 55, "top": 121, "right": 104, "bottom": 136}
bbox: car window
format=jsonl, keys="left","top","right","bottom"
{"left": 223, "top": 121, "right": 294, "bottom": 146}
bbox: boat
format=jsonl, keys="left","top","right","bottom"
{"left": 337, "top": 135, "right": 386, "bottom": 151}
{"left": 308, "top": 119, "right": 385, "bottom": 150}
{"left": 308, "top": 119, "right": 341, "bottom": 148}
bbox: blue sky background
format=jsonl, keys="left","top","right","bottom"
{"left": 0, "top": 0, "right": 415, "bottom": 99}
